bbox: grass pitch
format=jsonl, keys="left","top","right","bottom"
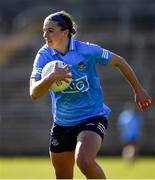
{"left": 0, "top": 156, "right": 154, "bottom": 179}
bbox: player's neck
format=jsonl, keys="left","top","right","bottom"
{"left": 56, "top": 38, "right": 69, "bottom": 55}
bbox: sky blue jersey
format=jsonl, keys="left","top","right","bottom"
{"left": 31, "top": 38, "right": 112, "bottom": 126}
{"left": 118, "top": 110, "right": 143, "bottom": 142}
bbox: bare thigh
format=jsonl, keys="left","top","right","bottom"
{"left": 75, "top": 130, "right": 102, "bottom": 163}
{"left": 75, "top": 130, "right": 106, "bottom": 179}
{"left": 49, "top": 151, "right": 75, "bottom": 179}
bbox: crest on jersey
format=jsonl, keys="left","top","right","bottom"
{"left": 77, "top": 61, "right": 86, "bottom": 71}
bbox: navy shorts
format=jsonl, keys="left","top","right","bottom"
{"left": 49, "top": 115, "right": 108, "bottom": 153}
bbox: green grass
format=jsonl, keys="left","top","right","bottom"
{"left": 0, "top": 156, "right": 155, "bottom": 179}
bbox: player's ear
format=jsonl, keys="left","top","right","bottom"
{"left": 63, "top": 29, "right": 69, "bottom": 36}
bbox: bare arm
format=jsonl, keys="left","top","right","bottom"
{"left": 109, "top": 53, "right": 152, "bottom": 111}
{"left": 30, "top": 63, "right": 71, "bottom": 100}
{"left": 30, "top": 76, "right": 55, "bottom": 100}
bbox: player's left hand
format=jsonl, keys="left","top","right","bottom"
{"left": 135, "top": 88, "right": 152, "bottom": 111}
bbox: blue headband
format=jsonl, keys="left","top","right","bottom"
{"left": 51, "top": 14, "right": 69, "bottom": 29}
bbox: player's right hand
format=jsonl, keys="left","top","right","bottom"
{"left": 52, "top": 62, "right": 72, "bottom": 82}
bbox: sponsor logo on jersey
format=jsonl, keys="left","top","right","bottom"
{"left": 62, "top": 75, "right": 89, "bottom": 93}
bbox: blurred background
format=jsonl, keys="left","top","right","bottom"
{"left": 0, "top": 0, "right": 154, "bottom": 157}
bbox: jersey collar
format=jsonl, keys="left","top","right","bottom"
{"left": 69, "top": 38, "right": 75, "bottom": 51}
{"left": 50, "top": 38, "right": 76, "bottom": 55}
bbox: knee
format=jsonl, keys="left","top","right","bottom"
{"left": 76, "top": 154, "right": 93, "bottom": 172}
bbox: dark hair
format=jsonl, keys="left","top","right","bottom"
{"left": 46, "top": 10, "right": 77, "bottom": 37}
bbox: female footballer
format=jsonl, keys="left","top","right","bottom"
{"left": 29, "top": 10, "right": 152, "bottom": 179}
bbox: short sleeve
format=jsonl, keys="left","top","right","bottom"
{"left": 86, "top": 42, "right": 112, "bottom": 65}
{"left": 31, "top": 53, "right": 46, "bottom": 79}
{"left": 99, "top": 48, "right": 112, "bottom": 65}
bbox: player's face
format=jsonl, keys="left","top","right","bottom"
{"left": 43, "top": 20, "right": 68, "bottom": 49}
